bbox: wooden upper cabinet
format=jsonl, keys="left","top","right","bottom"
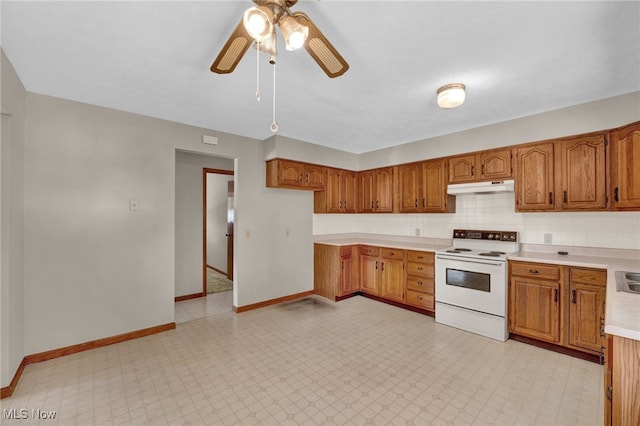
{"left": 317, "top": 168, "right": 357, "bottom": 213}
{"left": 560, "top": 134, "right": 607, "bottom": 210}
{"left": 479, "top": 148, "right": 513, "bottom": 181}
{"left": 515, "top": 142, "right": 555, "bottom": 211}
{"left": 448, "top": 154, "right": 476, "bottom": 183}
{"left": 610, "top": 122, "right": 640, "bottom": 210}
{"left": 422, "top": 159, "right": 455, "bottom": 213}
{"left": 266, "top": 159, "right": 325, "bottom": 191}
{"left": 398, "top": 159, "right": 454, "bottom": 213}
{"left": 359, "top": 167, "right": 393, "bottom": 213}
{"left": 398, "top": 162, "right": 422, "bottom": 212}
{"left": 448, "top": 149, "right": 513, "bottom": 184}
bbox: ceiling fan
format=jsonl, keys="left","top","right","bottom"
{"left": 210, "top": 0, "right": 349, "bottom": 78}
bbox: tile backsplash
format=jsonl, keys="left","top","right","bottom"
{"left": 313, "top": 192, "right": 640, "bottom": 250}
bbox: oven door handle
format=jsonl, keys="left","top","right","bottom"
{"left": 436, "top": 255, "right": 503, "bottom": 267}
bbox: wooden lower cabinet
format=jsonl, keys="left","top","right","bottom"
{"left": 379, "top": 248, "right": 405, "bottom": 302}
{"left": 509, "top": 260, "right": 607, "bottom": 357}
{"left": 313, "top": 244, "right": 359, "bottom": 300}
{"left": 316, "top": 243, "right": 437, "bottom": 313}
{"left": 605, "top": 334, "right": 640, "bottom": 426}
{"left": 405, "top": 250, "right": 435, "bottom": 311}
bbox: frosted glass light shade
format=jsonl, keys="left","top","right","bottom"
{"left": 243, "top": 6, "right": 273, "bottom": 42}
{"left": 437, "top": 83, "right": 466, "bottom": 109}
{"left": 279, "top": 15, "right": 309, "bottom": 50}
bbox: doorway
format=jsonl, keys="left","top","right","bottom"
{"left": 202, "top": 168, "right": 234, "bottom": 295}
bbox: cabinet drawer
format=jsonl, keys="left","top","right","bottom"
{"left": 511, "top": 262, "right": 561, "bottom": 280}
{"left": 407, "top": 250, "right": 434, "bottom": 264}
{"left": 359, "top": 245, "right": 380, "bottom": 256}
{"left": 406, "top": 277, "right": 434, "bottom": 294}
{"left": 381, "top": 248, "right": 404, "bottom": 260}
{"left": 406, "top": 291, "right": 434, "bottom": 310}
{"left": 406, "top": 262, "right": 434, "bottom": 278}
{"left": 570, "top": 268, "right": 606, "bottom": 287}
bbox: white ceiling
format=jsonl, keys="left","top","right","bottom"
{"left": 2, "top": 1, "right": 639, "bottom": 153}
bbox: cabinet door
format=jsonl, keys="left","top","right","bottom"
{"left": 610, "top": 122, "right": 640, "bottom": 210}
{"left": 340, "top": 249, "right": 354, "bottom": 296}
{"left": 325, "top": 168, "right": 342, "bottom": 213}
{"left": 510, "top": 277, "right": 560, "bottom": 343}
{"left": 304, "top": 164, "right": 326, "bottom": 190}
{"left": 376, "top": 167, "right": 394, "bottom": 212}
{"left": 569, "top": 282, "right": 605, "bottom": 352}
{"left": 342, "top": 171, "right": 357, "bottom": 213}
{"left": 380, "top": 258, "right": 404, "bottom": 302}
{"left": 277, "top": 159, "right": 304, "bottom": 186}
{"left": 398, "top": 163, "right": 421, "bottom": 212}
{"left": 515, "top": 143, "right": 556, "bottom": 211}
{"left": 448, "top": 155, "right": 476, "bottom": 184}
{"left": 360, "top": 255, "right": 379, "bottom": 295}
{"left": 422, "top": 159, "right": 449, "bottom": 213}
{"left": 480, "top": 148, "right": 513, "bottom": 180}
{"left": 359, "top": 170, "right": 376, "bottom": 213}
{"left": 561, "top": 135, "right": 607, "bottom": 210}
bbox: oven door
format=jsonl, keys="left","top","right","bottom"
{"left": 435, "top": 254, "right": 507, "bottom": 317}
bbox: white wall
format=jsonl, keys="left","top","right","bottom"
{"left": 22, "top": 93, "right": 314, "bottom": 355}
{"left": 206, "top": 172, "right": 232, "bottom": 273}
{"left": 359, "top": 92, "right": 640, "bottom": 170}
{"left": 174, "top": 151, "right": 233, "bottom": 297}
{"left": 313, "top": 93, "right": 640, "bottom": 250}
{"left": 1, "top": 51, "right": 26, "bottom": 388}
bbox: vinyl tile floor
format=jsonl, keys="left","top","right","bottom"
{"left": 175, "top": 291, "right": 233, "bottom": 324}
{"left": 4, "top": 296, "right": 604, "bottom": 425}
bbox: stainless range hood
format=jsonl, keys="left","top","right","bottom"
{"left": 447, "top": 180, "right": 515, "bottom": 195}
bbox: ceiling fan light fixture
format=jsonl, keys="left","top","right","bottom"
{"left": 243, "top": 6, "right": 274, "bottom": 42}
{"left": 279, "top": 15, "right": 309, "bottom": 51}
{"left": 437, "top": 83, "right": 466, "bottom": 109}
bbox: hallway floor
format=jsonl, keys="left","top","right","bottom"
{"left": 4, "top": 296, "right": 603, "bottom": 425}
{"left": 175, "top": 291, "right": 233, "bottom": 324}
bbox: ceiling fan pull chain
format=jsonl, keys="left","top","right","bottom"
{"left": 270, "top": 57, "right": 279, "bottom": 132}
{"left": 255, "top": 41, "right": 261, "bottom": 101}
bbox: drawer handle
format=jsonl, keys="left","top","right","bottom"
{"left": 417, "top": 296, "right": 423, "bottom": 300}
{"left": 417, "top": 281, "right": 423, "bottom": 285}
{"left": 571, "top": 289, "right": 577, "bottom": 304}
{"left": 417, "top": 256, "right": 423, "bottom": 259}
{"left": 417, "top": 267, "right": 423, "bottom": 271}
{"left": 529, "top": 269, "right": 539, "bottom": 274}
{"left": 554, "top": 289, "right": 558, "bottom": 303}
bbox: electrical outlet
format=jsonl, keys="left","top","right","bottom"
{"left": 415, "top": 228, "right": 420, "bottom": 237}
{"left": 544, "top": 233, "right": 552, "bottom": 244}
{"left": 129, "top": 199, "right": 138, "bottom": 211}
{"left": 285, "top": 228, "right": 290, "bottom": 236}
{"left": 245, "top": 230, "right": 251, "bottom": 239}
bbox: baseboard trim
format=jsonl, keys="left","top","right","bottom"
{"left": 234, "top": 290, "right": 315, "bottom": 313}
{"left": 175, "top": 292, "right": 205, "bottom": 302}
{"left": 1, "top": 322, "right": 175, "bottom": 399}
{"left": 509, "top": 333, "right": 601, "bottom": 364}
{"left": 1, "top": 358, "right": 27, "bottom": 399}
{"left": 206, "top": 265, "right": 227, "bottom": 275}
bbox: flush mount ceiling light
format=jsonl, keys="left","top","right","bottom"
{"left": 437, "top": 83, "right": 466, "bottom": 109}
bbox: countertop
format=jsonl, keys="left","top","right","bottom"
{"left": 315, "top": 234, "right": 640, "bottom": 341}
{"left": 314, "top": 233, "right": 451, "bottom": 252}
{"left": 509, "top": 248, "right": 640, "bottom": 341}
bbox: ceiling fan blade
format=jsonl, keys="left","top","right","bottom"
{"left": 294, "top": 12, "right": 349, "bottom": 78}
{"left": 210, "top": 19, "right": 253, "bottom": 74}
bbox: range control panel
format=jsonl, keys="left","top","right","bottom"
{"left": 453, "top": 229, "right": 518, "bottom": 242}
